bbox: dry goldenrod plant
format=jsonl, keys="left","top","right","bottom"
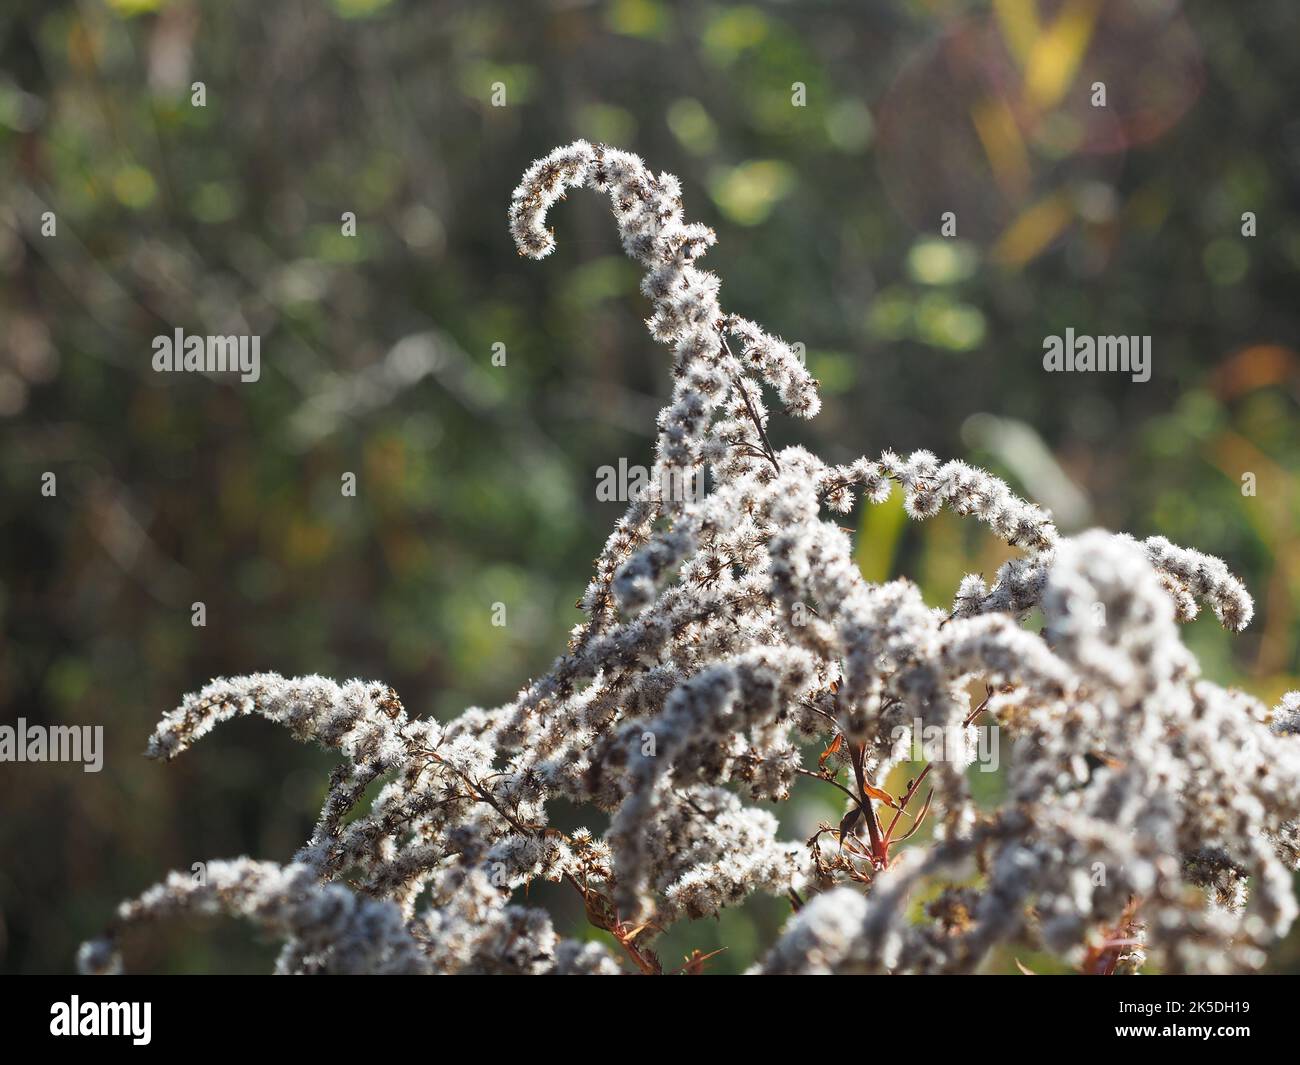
{"left": 81, "top": 143, "right": 1300, "bottom": 975}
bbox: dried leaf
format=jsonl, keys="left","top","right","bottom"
{"left": 838, "top": 807, "right": 862, "bottom": 839}
{"left": 863, "top": 783, "right": 899, "bottom": 809}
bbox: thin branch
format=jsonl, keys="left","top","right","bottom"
{"left": 720, "top": 332, "right": 780, "bottom": 473}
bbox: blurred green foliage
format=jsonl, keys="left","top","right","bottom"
{"left": 1, "top": 0, "right": 1297, "bottom": 973}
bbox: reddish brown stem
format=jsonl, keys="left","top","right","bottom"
{"left": 882, "top": 762, "right": 933, "bottom": 849}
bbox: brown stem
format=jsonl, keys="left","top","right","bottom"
{"left": 964, "top": 685, "right": 995, "bottom": 727}
{"left": 795, "top": 766, "right": 870, "bottom": 820}
{"left": 720, "top": 333, "right": 780, "bottom": 474}
{"left": 847, "top": 741, "right": 884, "bottom": 857}
{"left": 882, "top": 762, "right": 933, "bottom": 848}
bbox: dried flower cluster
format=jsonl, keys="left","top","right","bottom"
{"left": 82, "top": 142, "right": 1300, "bottom": 975}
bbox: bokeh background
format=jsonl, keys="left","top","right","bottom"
{"left": 2, "top": 0, "right": 1298, "bottom": 974}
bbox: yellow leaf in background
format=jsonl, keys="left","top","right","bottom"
{"left": 107, "top": 0, "right": 167, "bottom": 15}
{"left": 701, "top": 6, "right": 770, "bottom": 67}
{"left": 855, "top": 487, "right": 906, "bottom": 584}
{"left": 994, "top": 0, "right": 1041, "bottom": 67}
{"left": 1024, "top": 0, "right": 1101, "bottom": 112}
{"left": 606, "top": 0, "right": 671, "bottom": 41}
{"left": 992, "top": 189, "right": 1074, "bottom": 266}
{"left": 331, "top": 0, "right": 396, "bottom": 18}
{"left": 667, "top": 98, "right": 718, "bottom": 155}
{"left": 709, "top": 160, "right": 794, "bottom": 226}
{"left": 111, "top": 165, "right": 157, "bottom": 210}
{"left": 970, "top": 96, "right": 1031, "bottom": 202}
